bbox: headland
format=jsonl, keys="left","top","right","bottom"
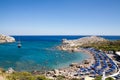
{"left": 0, "top": 34, "right": 15, "bottom": 43}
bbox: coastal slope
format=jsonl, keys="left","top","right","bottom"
{"left": 58, "top": 36, "right": 109, "bottom": 51}
{"left": 0, "top": 34, "right": 15, "bottom": 43}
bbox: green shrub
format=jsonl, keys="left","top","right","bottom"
{"left": 94, "top": 76, "right": 102, "bottom": 80}
{"left": 105, "top": 77, "right": 114, "bottom": 80}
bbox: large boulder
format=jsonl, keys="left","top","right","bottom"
{"left": 0, "top": 34, "right": 15, "bottom": 43}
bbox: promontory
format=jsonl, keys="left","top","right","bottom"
{"left": 0, "top": 34, "right": 15, "bottom": 43}
{"left": 57, "top": 36, "right": 109, "bottom": 51}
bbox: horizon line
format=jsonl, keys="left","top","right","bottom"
{"left": 10, "top": 34, "right": 120, "bottom": 36}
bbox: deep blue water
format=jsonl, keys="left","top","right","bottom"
{"left": 13, "top": 35, "right": 120, "bottom": 41}
{"left": 0, "top": 36, "right": 120, "bottom": 71}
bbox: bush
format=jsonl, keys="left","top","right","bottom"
{"left": 94, "top": 76, "right": 102, "bottom": 80}
{"left": 105, "top": 77, "right": 114, "bottom": 80}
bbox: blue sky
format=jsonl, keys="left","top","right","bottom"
{"left": 0, "top": 0, "right": 120, "bottom": 35}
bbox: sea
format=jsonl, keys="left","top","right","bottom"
{"left": 0, "top": 35, "right": 120, "bottom": 71}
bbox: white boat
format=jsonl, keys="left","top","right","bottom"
{"left": 18, "top": 41, "right": 22, "bottom": 48}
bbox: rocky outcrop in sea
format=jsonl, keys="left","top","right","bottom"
{"left": 57, "top": 36, "right": 108, "bottom": 51}
{"left": 0, "top": 34, "right": 15, "bottom": 43}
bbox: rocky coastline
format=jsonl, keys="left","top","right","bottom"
{"left": 0, "top": 34, "right": 15, "bottom": 43}
{"left": 57, "top": 36, "right": 108, "bottom": 52}
{"left": 0, "top": 36, "right": 118, "bottom": 80}
{"left": 44, "top": 36, "right": 106, "bottom": 79}
{"left": 43, "top": 48, "right": 95, "bottom": 79}
{"left": 42, "top": 36, "right": 108, "bottom": 79}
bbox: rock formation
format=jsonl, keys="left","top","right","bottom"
{"left": 57, "top": 36, "right": 108, "bottom": 51}
{"left": 0, "top": 34, "right": 15, "bottom": 43}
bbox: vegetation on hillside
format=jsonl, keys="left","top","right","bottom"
{"left": 6, "top": 72, "right": 51, "bottom": 80}
{"left": 0, "top": 68, "right": 51, "bottom": 80}
{"left": 82, "top": 40, "right": 120, "bottom": 51}
{"left": 0, "top": 68, "right": 82, "bottom": 80}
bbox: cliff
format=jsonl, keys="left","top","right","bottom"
{"left": 57, "top": 36, "right": 109, "bottom": 51}
{"left": 0, "top": 34, "right": 15, "bottom": 43}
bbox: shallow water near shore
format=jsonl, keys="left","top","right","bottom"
{"left": 0, "top": 41, "right": 89, "bottom": 71}
{"left": 0, "top": 36, "right": 119, "bottom": 71}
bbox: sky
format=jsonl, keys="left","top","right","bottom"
{"left": 0, "top": 0, "right": 120, "bottom": 35}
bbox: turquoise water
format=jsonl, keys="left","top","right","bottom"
{"left": 1, "top": 35, "right": 119, "bottom": 71}
{"left": 0, "top": 40, "right": 89, "bottom": 71}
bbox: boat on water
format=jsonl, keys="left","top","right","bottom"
{"left": 17, "top": 41, "right": 22, "bottom": 48}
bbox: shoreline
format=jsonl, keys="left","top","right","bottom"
{"left": 1, "top": 48, "right": 94, "bottom": 79}
{"left": 44, "top": 48, "right": 95, "bottom": 79}
{"left": 44, "top": 47, "right": 120, "bottom": 79}
{"left": 0, "top": 47, "right": 119, "bottom": 80}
